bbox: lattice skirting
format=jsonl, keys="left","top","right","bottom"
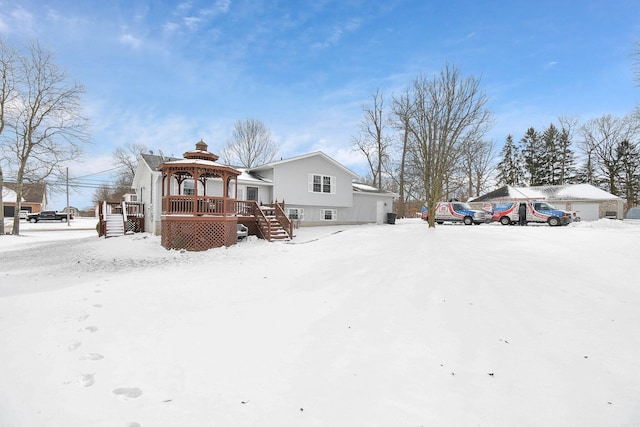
{"left": 161, "top": 217, "right": 236, "bottom": 251}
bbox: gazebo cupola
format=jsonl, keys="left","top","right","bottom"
{"left": 158, "top": 140, "right": 242, "bottom": 251}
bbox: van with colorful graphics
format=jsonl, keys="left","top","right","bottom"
{"left": 421, "top": 201, "right": 487, "bottom": 225}
{"left": 491, "top": 200, "right": 572, "bottom": 226}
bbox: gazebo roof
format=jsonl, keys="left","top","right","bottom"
{"left": 183, "top": 140, "right": 220, "bottom": 162}
{"left": 158, "top": 140, "right": 240, "bottom": 177}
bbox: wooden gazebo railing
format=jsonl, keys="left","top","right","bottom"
{"left": 162, "top": 195, "right": 237, "bottom": 216}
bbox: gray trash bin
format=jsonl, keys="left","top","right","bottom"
{"left": 387, "top": 213, "right": 397, "bottom": 224}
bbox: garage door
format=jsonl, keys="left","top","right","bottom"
{"left": 572, "top": 202, "right": 600, "bottom": 221}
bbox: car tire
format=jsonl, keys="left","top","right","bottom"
{"left": 29, "top": 218, "right": 37, "bottom": 223}
{"left": 463, "top": 216, "right": 473, "bottom": 225}
{"left": 499, "top": 216, "right": 511, "bottom": 226}
{"left": 61, "top": 217, "right": 67, "bottom": 222}
{"left": 548, "top": 217, "right": 560, "bottom": 226}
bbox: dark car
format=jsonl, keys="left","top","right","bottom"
{"left": 27, "top": 210, "right": 73, "bottom": 223}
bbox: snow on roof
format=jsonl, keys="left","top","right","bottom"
{"left": 552, "top": 183, "right": 619, "bottom": 200}
{"left": 352, "top": 183, "right": 380, "bottom": 192}
{"left": 236, "top": 168, "right": 273, "bottom": 184}
{"left": 2, "top": 186, "right": 20, "bottom": 201}
{"left": 162, "top": 158, "right": 222, "bottom": 167}
{"left": 474, "top": 184, "right": 621, "bottom": 202}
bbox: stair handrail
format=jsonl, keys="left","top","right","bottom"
{"left": 253, "top": 202, "right": 271, "bottom": 241}
{"left": 121, "top": 201, "right": 128, "bottom": 234}
{"left": 273, "top": 201, "right": 293, "bottom": 239}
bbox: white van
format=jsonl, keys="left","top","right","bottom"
{"left": 421, "top": 201, "right": 487, "bottom": 225}
{"left": 491, "top": 201, "right": 572, "bottom": 226}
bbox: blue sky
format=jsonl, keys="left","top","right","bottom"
{"left": 1, "top": 0, "right": 639, "bottom": 209}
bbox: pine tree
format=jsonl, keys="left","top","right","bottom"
{"left": 557, "top": 127, "right": 577, "bottom": 184}
{"left": 520, "top": 128, "right": 544, "bottom": 185}
{"left": 496, "top": 134, "right": 524, "bottom": 185}
{"left": 541, "top": 124, "right": 560, "bottom": 185}
{"left": 617, "top": 140, "right": 640, "bottom": 206}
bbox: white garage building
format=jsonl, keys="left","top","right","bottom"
{"left": 470, "top": 184, "right": 625, "bottom": 221}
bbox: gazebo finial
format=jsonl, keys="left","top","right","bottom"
{"left": 195, "top": 139, "right": 208, "bottom": 152}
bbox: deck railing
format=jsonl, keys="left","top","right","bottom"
{"left": 162, "top": 195, "right": 237, "bottom": 215}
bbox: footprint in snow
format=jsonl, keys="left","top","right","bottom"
{"left": 126, "top": 423, "right": 141, "bottom": 427}
{"left": 84, "top": 326, "right": 98, "bottom": 333}
{"left": 113, "top": 387, "right": 143, "bottom": 400}
{"left": 68, "top": 341, "right": 81, "bottom": 351}
{"left": 78, "top": 314, "right": 90, "bottom": 321}
{"left": 93, "top": 304, "right": 103, "bottom": 308}
{"left": 80, "top": 353, "right": 104, "bottom": 361}
{"left": 79, "top": 373, "right": 95, "bottom": 387}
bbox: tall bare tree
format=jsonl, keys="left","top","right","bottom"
{"left": 0, "top": 41, "right": 89, "bottom": 235}
{"left": 407, "top": 64, "right": 492, "bottom": 227}
{"left": 580, "top": 114, "right": 640, "bottom": 195}
{"left": 0, "top": 39, "right": 18, "bottom": 235}
{"left": 222, "top": 118, "right": 277, "bottom": 168}
{"left": 390, "top": 88, "right": 414, "bottom": 218}
{"left": 459, "top": 138, "right": 496, "bottom": 198}
{"left": 113, "top": 143, "right": 148, "bottom": 184}
{"left": 353, "top": 88, "right": 390, "bottom": 189}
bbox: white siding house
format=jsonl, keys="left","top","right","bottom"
{"left": 131, "top": 149, "right": 396, "bottom": 235}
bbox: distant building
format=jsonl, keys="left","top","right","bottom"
{"left": 1, "top": 182, "right": 48, "bottom": 218}
{"left": 470, "top": 184, "right": 625, "bottom": 221}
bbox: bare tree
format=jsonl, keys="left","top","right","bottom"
{"left": 0, "top": 41, "right": 89, "bottom": 235}
{"left": 353, "top": 88, "right": 390, "bottom": 189}
{"left": 90, "top": 143, "right": 148, "bottom": 205}
{"left": 113, "top": 143, "right": 148, "bottom": 184}
{"left": 459, "top": 138, "right": 496, "bottom": 198}
{"left": 580, "top": 114, "right": 640, "bottom": 195}
{"left": 0, "top": 39, "right": 18, "bottom": 235}
{"left": 221, "top": 118, "right": 277, "bottom": 168}
{"left": 407, "top": 64, "right": 492, "bottom": 227}
{"left": 390, "top": 88, "right": 414, "bottom": 218}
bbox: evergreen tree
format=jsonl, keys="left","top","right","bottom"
{"left": 557, "top": 126, "right": 577, "bottom": 184}
{"left": 520, "top": 127, "right": 544, "bottom": 185}
{"left": 496, "top": 134, "right": 524, "bottom": 185}
{"left": 541, "top": 124, "right": 560, "bottom": 185}
{"left": 616, "top": 140, "right": 640, "bottom": 206}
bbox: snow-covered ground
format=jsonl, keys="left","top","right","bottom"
{"left": 1, "top": 217, "right": 639, "bottom": 427}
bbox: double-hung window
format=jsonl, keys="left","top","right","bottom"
{"left": 287, "top": 208, "right": 304, "bottom": 220}
{"left": 321, "top": 209, "right": 337, "bottom": 221}
{"left": 309, "top": 174, "right": 336, "bottom": 194}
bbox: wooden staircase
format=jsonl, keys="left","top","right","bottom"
{"left": 254, "top": 203, "right": 293, "bottom": 242}
{"left": 105, "top": 213, "right": 125, "bottom": 237}
{"left": 263, "top": 215, "right": 290, "bottom": 241}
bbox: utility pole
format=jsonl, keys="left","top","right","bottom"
{"left": 66, "top": 167, "right": 70, "bottom": 226}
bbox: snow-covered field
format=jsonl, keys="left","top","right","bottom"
{"left": 1, "top": 217, "right": 639, "bottom": 427}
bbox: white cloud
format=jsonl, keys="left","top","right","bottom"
{"left": 313, "top": 17, "right": 362, "bottom": 50}
{"left": 119, "top": 33, "right": 142, "bottom": 49}
{"left": 544, "top": 61, "right": 559, "bottom": 70}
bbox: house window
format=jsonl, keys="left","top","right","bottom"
{"left": 183, "top": 180, "right": 195, "bottom": 195}
{"left": 287, "top": 208, "right": 304, "bottom": 220}
{"left": 321, "top": 209, "right": 336, "bottom": 221}
{"left": 247, "top": 186, "right": 258, "bottom": 201}
{"left": 309, "top": 174, "right": 336, "bottom": 194}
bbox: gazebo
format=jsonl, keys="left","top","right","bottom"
{"left": 158, "top": 140, "right": 241, "bottom": 251}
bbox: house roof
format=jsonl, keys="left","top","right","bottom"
{"left": 472, "top": 184, "right": 621, "bottom": 202}
{"left": 236, "top": 168, "right": 274, "bottom": 185}
{"left": 2, "top": 186, "right": 20, "bottom": 202}
{"left": 2, "top": 182, "right": 47, "bottom": 203}
{"left": 139, "top": 153, "right": 182, "bottom": 170}
{"left": 250, "top": 151, "right": 360, "bottom": 178}
{"left": 352, "top": 182, "right": 397, "bottom": 197}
